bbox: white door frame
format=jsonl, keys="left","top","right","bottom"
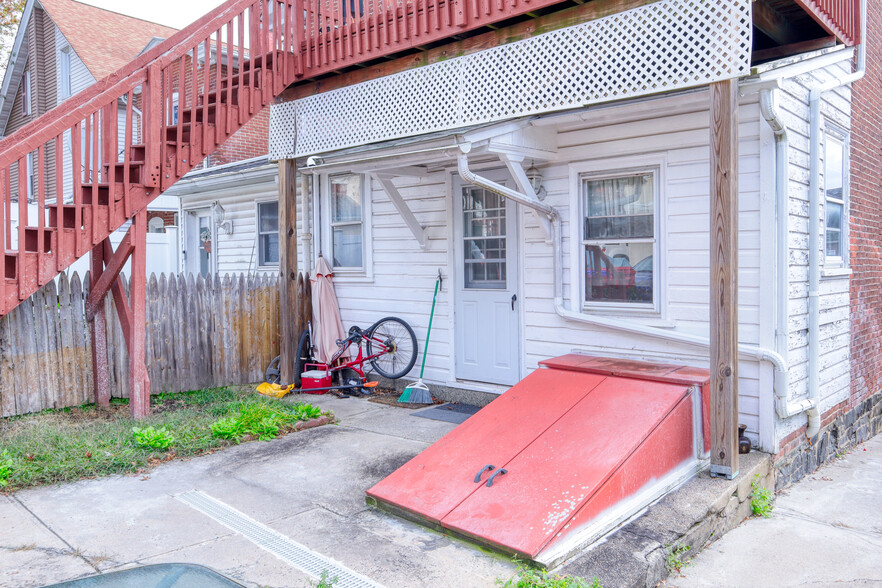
{"left": 184, "top": 207, "right": 216, "bottom": 276}
{"left": 451, "top": 169, "right": 522, "bottom": 387}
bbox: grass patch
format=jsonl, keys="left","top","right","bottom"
{"left": 0, "top": 387, "right": 332, "bottom": 492}
{"left": 497, "top": 560, "right": 601, "bottom": 587}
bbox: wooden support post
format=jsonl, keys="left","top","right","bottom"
{"left": 128, "top": 209, "right": 150, "bottom": 419}
{"left": 709, "top": 79, "right": 739, "bottom": 479}
{"left": 89, "top": 243, "right": 110, "bottom": 407}
{"left": 279, "top": 159, "right": 298, "bottom": 384}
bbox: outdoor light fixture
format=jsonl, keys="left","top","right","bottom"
{"left": 525, "top": 162, "right": 546, "bottom": 200}
{"left": 212, "top": 201, "right": 233, "bottom": 235}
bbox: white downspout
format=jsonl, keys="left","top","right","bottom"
{"left": 456, "top": 146, "right": 788, "bottom": 368}
{"left": 805, "top": 0, "right": 867, "bottom": 439}
{"left": 759, "top": 88, "right": 817, "bottom": 420}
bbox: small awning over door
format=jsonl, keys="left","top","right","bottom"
{"left": 367, "top": 355, "right": 710, "bottom": 566}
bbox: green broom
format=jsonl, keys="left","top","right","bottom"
{"left": 400, "top": 276, "right": 440, "bottom": 404}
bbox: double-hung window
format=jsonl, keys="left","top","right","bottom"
{"left": 22, "top": 70, "right": 31, "bottom": 116}
{"left": 329, "top": 173, "right": 364, "bottom": 270}
{"left": 581, "top": 170, "right": 657, "bottom": 309}
{"left": 257, "top": 201, "right": 279, "bottom": 267}
{"left": 824, "top": 130, "right": 848, "bottom": 266}
{"left": 60, "top": 47, "right": 71, "bottom": 99}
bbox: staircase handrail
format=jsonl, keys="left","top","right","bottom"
{"left": 0, "top": 0, "right": 265, "bottom": 168}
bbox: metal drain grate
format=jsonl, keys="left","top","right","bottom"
{"left": 176, "top": 490, "right": 385, "bottom": 588}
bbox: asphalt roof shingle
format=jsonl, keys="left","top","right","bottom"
{"left": 39, "top": 0, "right": 179, "bottom": 80}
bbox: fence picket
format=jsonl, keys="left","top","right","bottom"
{"left": 0, "top": 271, "right": 298, "bottom": 417}
{"left": 0, "top": 311, "right": 15, "bottom": 417}
{"left": 70, "top": 272, "right": 91, "bottom": 405}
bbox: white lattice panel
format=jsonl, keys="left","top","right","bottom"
{"left": 286, "top": 0, "right": 752, "bottom": 157}
{"left": 270, "top": 101, "right": 298, "bottom": 160}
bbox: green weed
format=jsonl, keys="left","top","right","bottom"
{"left": 497, "top": 560, "right": 601, "bottom": 587}
{"left": 750, "top": 475, "right": 774, "bottom": 518}
{"left": 210, "top": 400, "right": 325, "bottom": 443}
{"left": 0, "top": 450, "right": 13, "bottom": 487}
{"left": 313, "top": 570, "right": 339, "bottom": 587}
{"left": 131, "top": 426, "right": 175, "bottom": 450}
{"left": 666, "top": 544, "right": 691, "bottom": 574}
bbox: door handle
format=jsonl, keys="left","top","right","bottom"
{"left": 474, "top": 464, "right": 495, "bottom": 483}
{"left": 511, "top": 294, "right": 517, "bottom": 311}
{"left": 485, "top": 468, "right": 507, "bottom": 487}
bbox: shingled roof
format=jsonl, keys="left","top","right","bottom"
{"left": 40, "top": 0, "right": 179, "bottom": 80}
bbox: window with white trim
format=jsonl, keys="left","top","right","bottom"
{"left": 60, "top": 47, "right": 71, "bottom": 99}
{"left": 22, "top": 70, "right": 31, "bottom": 115}
{"left": 257, "top": 200, "right": 279, "bottom": 266}
{"left": 329, "top": 173, "right": 364, "bottom": 269}
{"left": 824, "top": 130, "right": 848, "bottom": 266}
{"left": 581, "top": 170, "right": 657, "bottom": 309}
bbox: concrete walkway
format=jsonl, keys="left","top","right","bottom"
{"left": 667, "top": 434, "right": 882, "bottom": 588}
{"left": 0, "top": 396, "right": 515, "bottom": 588}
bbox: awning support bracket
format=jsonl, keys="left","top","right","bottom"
{"left": 374, "top": 174, "right": 429, "bottom": 250}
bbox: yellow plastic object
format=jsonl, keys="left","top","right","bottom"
{"left": 257, "top": 382, "right": 291, "bottom": 398}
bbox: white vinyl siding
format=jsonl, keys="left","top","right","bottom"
{"left": 173, "top": 165, "right": 282, "bottom": 276}
{"left": 776, "top": 58, "right": 852, "bottom": 440}
{"left": 57, "top": 26, "right": 96, "bottom": 199}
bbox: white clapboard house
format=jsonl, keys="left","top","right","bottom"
{"left": 194, "top": 0, "right": 862, "bottom": 461}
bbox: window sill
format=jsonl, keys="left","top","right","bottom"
{"left": 821, "top": 266, "right": 852, "bottom": 279}
{"left": 332, "top": 274, "right": 374, "bottom": 285}
{"left": 580, "top": 308, "right": 674, "bottom": 328}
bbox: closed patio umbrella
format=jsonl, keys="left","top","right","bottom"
{"left": 311, "top": 256, "right": 349, "bottom": 364}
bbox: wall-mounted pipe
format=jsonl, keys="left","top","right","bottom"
{"left": 456, "top": 146, "right": 787, "bottom": 372}
{"left": 804, "top": 0, "right": 867, "bottom": 439}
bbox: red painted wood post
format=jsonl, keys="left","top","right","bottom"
{"left": 129, "top": 209, "right": 150, "bottom": 419}
{"left": 90, "top": 242, "right": 111, "bottom": 407}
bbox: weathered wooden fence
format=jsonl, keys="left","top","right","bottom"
{"left": 0, "top": 272, "right": 313, "bottom": 418}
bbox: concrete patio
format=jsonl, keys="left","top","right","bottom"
{"left": 0, "top": 395, "right": 515, "bottom": 588}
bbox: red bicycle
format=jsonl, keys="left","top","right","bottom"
{"left": 264, "top": 316, "right": 418, "bottom": 393}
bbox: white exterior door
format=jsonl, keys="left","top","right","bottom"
{"left": 185, "top": 209, "right": 214, "bottom": 276}
{"left": 453, "top": 172, "right": 520, "bottom": 386}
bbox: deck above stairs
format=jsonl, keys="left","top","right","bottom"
{"left": 367, "top": 355, "right": 711, "bottom": 566}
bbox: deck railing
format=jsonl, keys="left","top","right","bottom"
{"left": 794, "top": 0, "right": 861, "bottom": 46}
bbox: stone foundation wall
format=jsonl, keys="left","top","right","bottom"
{"left": 561, "top": 452, "right": 775, "bottom": 588}
{"left": 775, "top": 391, "right": 882, "bottom": 490}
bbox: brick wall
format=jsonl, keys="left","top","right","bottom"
{"left": 209, "top": 107, "right": 269, "bottom": 166}
{"left": 849, "top": 0, "right": 882, "bottom": 413}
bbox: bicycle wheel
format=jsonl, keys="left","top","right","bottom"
{"left": 366, "top": 317, "right": 418, "bottom": 380}
{"left": 293, "top": 329, "right": 314, "bottom": 388}
{"left": 264, "top": 355, "right": 282, "bottom": 385}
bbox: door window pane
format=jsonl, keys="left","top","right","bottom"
{"left": 463, "top": 186, "right": 506, "bottom": 289}
{"left": 582, "top": 173, "right": 655, "bottom": 306}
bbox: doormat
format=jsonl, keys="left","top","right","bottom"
{"left": 412, "top": 403, "right": 481, "bottom": 425}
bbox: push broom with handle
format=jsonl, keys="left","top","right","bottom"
{"left": 399, "top": 275, "right": 440, "bottom": 404}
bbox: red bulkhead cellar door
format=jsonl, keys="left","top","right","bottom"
{"left": 439, "top": 377, "right": 693, "bottom": 557}
{"left": 366, "top": 369, "right": 606, "bottom": 523}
